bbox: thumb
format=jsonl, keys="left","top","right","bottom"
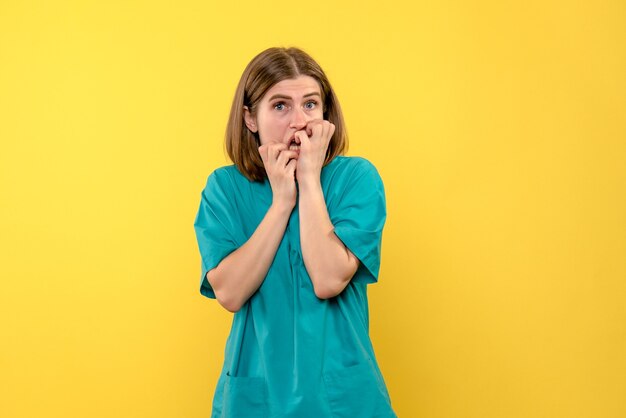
{"left": 258, "top": 145, "right": 268, "bottom": 164}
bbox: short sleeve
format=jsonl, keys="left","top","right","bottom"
{"left": 330, "top": 159, "right": 387, "bottom": 285}
{"left": 193, "top": 170, "right": 240, "bottom": 299}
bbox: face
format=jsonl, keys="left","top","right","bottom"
{"left": 244, "top": 75, "right": 324, "bottom": 151}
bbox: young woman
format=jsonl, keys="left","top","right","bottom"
{"left": 194, "top": 47, "right": 396, "bottom": 418}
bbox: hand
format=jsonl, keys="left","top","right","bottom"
{"left": 258, "top": 143, "right": 298, "bottom": 210}
{"left": 295, "top": 119, "right": 335, "bottom": 185}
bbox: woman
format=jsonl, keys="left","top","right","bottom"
{"left": 194, "top": 47, "right": 396, "bottom": 418}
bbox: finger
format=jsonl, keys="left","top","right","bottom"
{"left": 286, "top": 158, "right": 297, "bottom": 177}
{"left": 276, "top": 149, "right": 299, "bottom": 167}
{"left": 304, "top": 119, "right": 319, "bottom": 136}
{"left": 328, "top": 122, "right": 336, "bottom": 139}
{"left": 320, "top": 121, "right": 331, "bottom": 141}
{"left": 305, "top": 119, "right": 323, "bottom": 136}
{"left": 258, "top": 145, "right": 268, "bottom": 164}
{"left": 323, "top": 122, "right": 335, "bottom": 144}
{"left": 268, "top": 142, "right": 288, "bottom": 151}
{"left": 313, "top": 123, "right": 324, "bottom": 141}
{"left": 267, "top": 143, "right": 287, "bottom": 162}
{"left": 295, "top": 130, "right": 310, "bottom": 146}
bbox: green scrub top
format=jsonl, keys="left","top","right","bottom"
{"left": 194, "top": 156, "right": 397, "bottom": 418}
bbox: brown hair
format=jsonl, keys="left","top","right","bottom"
{"left": 225, "top": 47, "right": 348, "bottom": 182}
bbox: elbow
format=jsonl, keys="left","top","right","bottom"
{"left": 214, "top": 290, "right": 243, "bottom": 313}
{"left": 312, "top": 276, "right": 350, "bottom": 300}
{"left": 314, "top": 286, "right": 340, "bottom": 300}
{"left": 208, "top": 270, "right": 243, "bottom": 313}
{"left": 213, "top": 289, "right": 243, "bottom": 313}
{"left": 310, "top": 260, "right": 359, "bottom": 300}
{"left": 221, "top": 301, "right": 242, "bottom": 314}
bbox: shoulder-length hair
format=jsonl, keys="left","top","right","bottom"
{"left": 225, "top": 47, "right": 348, "bottom": 182}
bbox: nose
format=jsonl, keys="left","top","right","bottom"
{"left": 289, "top": 107, "right": 308, "bottom": 130}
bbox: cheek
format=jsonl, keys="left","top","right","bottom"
{"left": 257, "top": 115, "right": 288, "bottom": 143}
{"left": 311, "top": 108, "right": 324, "bottom": 120}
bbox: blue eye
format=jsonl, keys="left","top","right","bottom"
{"left": 305, "top": 100, "right": 317, "bottom": 110}
{"left": 274, "top": 102, "right": 286, "bottom": 111}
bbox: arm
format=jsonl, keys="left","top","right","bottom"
{"left": 298, "top": 178, "right": 359, "bottom": 299}
{"left": 296, "top": 120, "right": 359, "bottom": 299}
{"left": 207, "top": 202, "right": 292, "bottom": 312}
{"left": 208, "top": 143, "right": 298, "bottom": 312}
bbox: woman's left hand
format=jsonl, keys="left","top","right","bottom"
{"left": 295, "top": 119, "right": 335, "bottom": 185}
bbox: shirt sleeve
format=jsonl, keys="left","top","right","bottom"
{"left": 193, "top": 170, "right": 240, "bottom": 299}
{"left": 330, "top": 158, "right": 387, "bottom": 285}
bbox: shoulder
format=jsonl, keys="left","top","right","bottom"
{"left": 326, "top": 155, "right": 380, "bottom": 178}
{"left": 324, "top": 156, "right": 383, "bottom": 187}
{"left": 200, "top": 165, "right": 253, "bottom": 201}
{"left": 206, "top": 164, "right": 243, "bottom": 182}
{"left": 321, "top": 156, "right": 385, "bottom": 205}
{"left": 204, "top": 165, "right": 248, "bottom": 188}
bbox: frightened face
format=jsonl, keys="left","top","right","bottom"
{"left": 244, "top": 75, "right": 324, "bottom": 152}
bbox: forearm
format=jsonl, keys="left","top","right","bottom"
{"left": 298, "top": 178, "right": 359, "bottom": 299}
{"left": 208, "top": 203, "right": 292, "bottom": 312}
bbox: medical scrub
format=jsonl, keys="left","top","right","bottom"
{"left": 194, "top": 156, "right": 397, "bottom": 418}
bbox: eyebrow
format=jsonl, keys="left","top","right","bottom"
{"left": 267, "top": 92, "right": 321, "bottom": 101}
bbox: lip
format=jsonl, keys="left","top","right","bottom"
{"left": 286, "top": 129, "right": 306, "bottom": 145}
{"left": 286, "top": 134, "right": 300, "bottom": 148}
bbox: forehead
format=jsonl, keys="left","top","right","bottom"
{"left": 263, "top": 75, "right": 321, "bottom": 100}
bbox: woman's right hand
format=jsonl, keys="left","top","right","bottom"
{"left": 258, "top": 143, "right": 298, "bottom": 210}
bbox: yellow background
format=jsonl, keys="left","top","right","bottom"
{"left": 1, "top": 1, "right": 625, "bottom": 417}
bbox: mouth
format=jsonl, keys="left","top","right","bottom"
{"left": 288, "top": 137, "right": 300, "bottom": 151}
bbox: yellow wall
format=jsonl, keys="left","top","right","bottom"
{"left": 1, "top": 1, "right": 625, "bottom": 417}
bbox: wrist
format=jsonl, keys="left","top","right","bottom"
{"left": 296, "top": 173, "right": 321, "bottom": 193}
{"left": 270, "top": 199, "right": 295, "bottom": 217}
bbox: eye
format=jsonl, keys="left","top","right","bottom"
{"left": 304, "top": 100, "right": 318, "bottom": 110}
{"left": 273, "top": 102, "right": 286, "bottom": 111}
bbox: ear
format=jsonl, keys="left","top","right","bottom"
{"left": 243, "top": 106, "right": 258, "bottom": 133}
